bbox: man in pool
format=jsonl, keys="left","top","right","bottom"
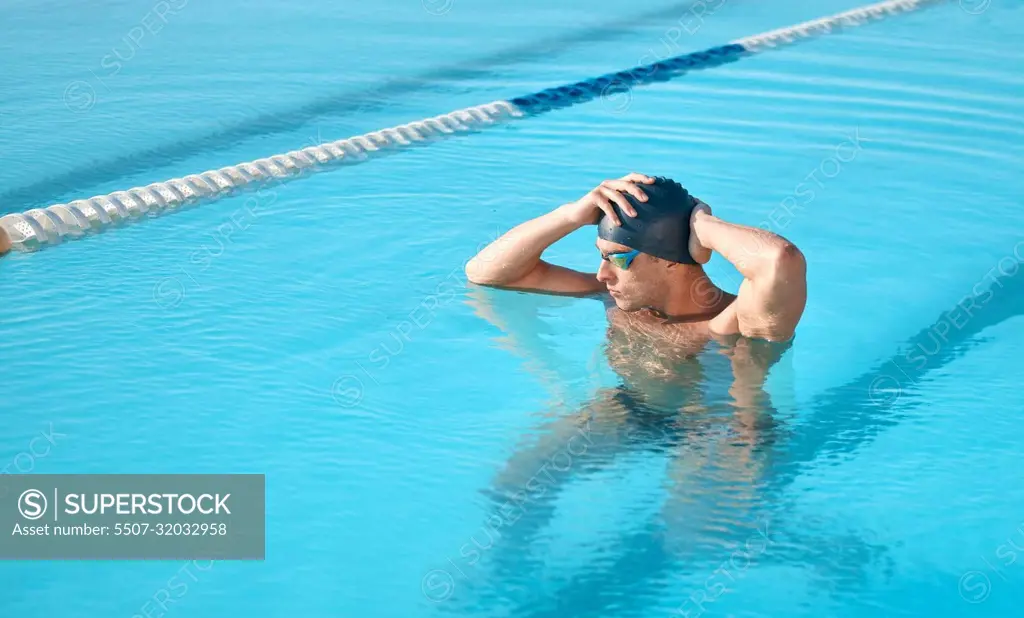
{"left": 465, "top": 173, "right": 807, "bottom": 345}
{"left": 455, "top": 175, "right": 807, "bottom": 611}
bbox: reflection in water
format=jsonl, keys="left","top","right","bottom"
{"left": 436, "top": 262, "right": 1023, "bottom": 617}
{"left": 440, "top": 288, "right": 801, "bottom": 616}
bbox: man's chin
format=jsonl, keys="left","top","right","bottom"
{"left": 611, "top": 295, "right": 639, "bottom": 311}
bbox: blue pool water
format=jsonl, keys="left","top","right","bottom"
{"left": 2, "top": 0, "right": 1024, "bottom": 616}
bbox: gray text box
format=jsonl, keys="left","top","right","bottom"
{"left": 0, "top": 474, "right": 264, "bottom": 560}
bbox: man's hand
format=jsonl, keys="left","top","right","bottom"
{"left": 562, "top": 173, "right": 655, "bottom": 227}
{"left": 688, "top": 199, "right": 713, "bottom": 264}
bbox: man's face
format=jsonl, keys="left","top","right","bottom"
{"left": 595, "top": 238, "right": 665, "bottom": 311}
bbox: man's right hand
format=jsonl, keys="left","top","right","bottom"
{"left": 562, "top": 173, "right": 656, "bottom": 227}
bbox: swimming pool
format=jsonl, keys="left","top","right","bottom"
{"left": 2, "top": 0, "right": 1023, "bottom": 615}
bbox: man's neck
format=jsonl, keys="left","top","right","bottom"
{"left": 655, "top": 272, "right": 726, "bottom": 321}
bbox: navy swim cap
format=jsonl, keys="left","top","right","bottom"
{"left": 597, "top": 177, "right": 699, "bottom": 265}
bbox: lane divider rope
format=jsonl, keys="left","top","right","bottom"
{"left": 0, "top": 0, "right": 945, "bottom": 254}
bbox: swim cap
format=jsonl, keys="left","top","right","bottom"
{"left": 597, "top": 176, "right": 699, "bottom": 264}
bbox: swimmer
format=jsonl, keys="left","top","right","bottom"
{"left": 465, "top": 173, "right": 807, "bottom": 345}
{"left": 460, "top": 175, "right": 807, "bottom": 612}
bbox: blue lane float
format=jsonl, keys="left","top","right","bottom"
{"left": 510, "top": 43, "right": 749, "bottom": 114}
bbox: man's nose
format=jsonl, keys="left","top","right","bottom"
{"left": 596, "top": 260, "right": 614, "bottom": 283}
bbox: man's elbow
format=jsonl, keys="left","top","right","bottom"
{"left": 464, "top": 257, "right": 486, "bottom": 285}
{"left": 465, "top": 256, "right": 500, "bottom": 286}
{"left": 767, "top": 242, "right": 806, "bottom": 280}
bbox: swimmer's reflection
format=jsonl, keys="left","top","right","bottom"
{"left": 440, "top": 286, "right": 800, "bottom": 615}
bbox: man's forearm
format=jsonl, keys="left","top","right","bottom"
{"left": 465, "top": 204, "right": 582, "bottom": 286}
{"left": 692, "top": 211, "right": 798, "bottom": 281}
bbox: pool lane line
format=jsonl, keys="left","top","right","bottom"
{"left": 0, "top": 0, "right": 733, "bottom": 218}
{"left": 0, "top": 0, "right": 947, "bottom": 255}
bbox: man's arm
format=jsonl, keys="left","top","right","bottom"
{"left": 465, "top": 173, "right": 654, "bottom": 295}
{"left": 464, "top": 206, "right": 603, "bottom": 295}
{"left": 694, "top": 209, "right": 807, "bottom": 342}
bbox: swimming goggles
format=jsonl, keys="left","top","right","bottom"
{"left": 604, "top": 248, "right": 641, "bottom": 270}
